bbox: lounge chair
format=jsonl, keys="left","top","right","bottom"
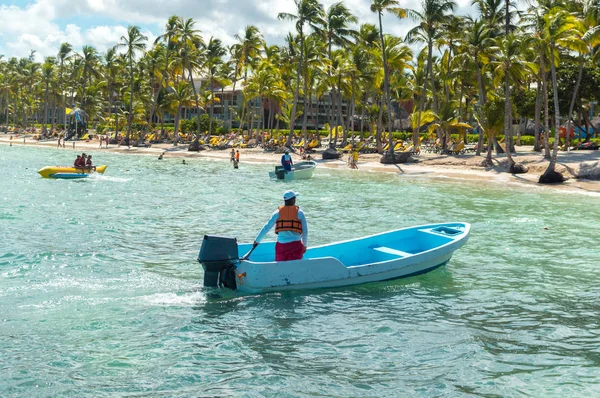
{"left": 443, "top": 142, "right": 465, "bottom": 155}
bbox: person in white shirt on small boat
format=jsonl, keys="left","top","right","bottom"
{"left": 253, "top": 190, "right": 308, "bottom": 261}
{"left": 281, "top": 150, "right": 294, "bottom": 172}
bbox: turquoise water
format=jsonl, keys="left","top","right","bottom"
{"left": 2, "top": 145, "right": 600, "bottom": 397}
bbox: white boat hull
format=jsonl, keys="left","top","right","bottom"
{"left": 233, "top": 223, "right": 470, "bottom": 293}
{"left": 269, "top": 161, "right": 316, "bottom": 180}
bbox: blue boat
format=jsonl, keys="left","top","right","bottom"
{"left": 198, "top": 222, "right": 470, "bottom": 293}
{"left": 51, "top": 173, "right": 89, "bottom": 179}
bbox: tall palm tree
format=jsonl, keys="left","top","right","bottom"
{"left": 491, "top": 34, "right": 536, "bottom": 168}
{"left": 278, "top": 0, "right": 326, "bottom": 147}
{"left": 41, "top": 57, "right": 56, "bottom": 135}
{"left": 233, "top": 25, "right": 264, "bottom": 132}
{"left": 406, "top": 0, "right": 456, "bottom": 149}
{"left": 175, "top": 18, "right": 205, "bottom": 148}
{"left": 119, "top": 26, "right": 148, "bottom": 146}
{"left": 540, "top": 7, "right": 581, "bottom": 182}
{"left": 155, "top": 16, "right": 183, "bottom": 138}
{"left": 458, "top": 19, "right": 494, "bottom": 155}
{"left": 323, "top": 2, "right": 358, "bottom": 139}
{"left": 203, "top": 37, "right": 227, "bottom": 138}
{"left": 57, "top": 42, "right": 72, "bottom": 126}
{"left": 371, "top": 0, "right": 407, "bottom": 157}
{"left": 407, "top": 0, "right": 456, "bottom": 114}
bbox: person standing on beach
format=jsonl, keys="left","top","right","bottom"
{"left": 352, "top": 151, "right": 359, "bottom": 169}
{"left": 230, "top": 148, "right": 235, "bottom": 162}
{"left": 233, "top": 150, "right": 240, "bottom": 169}
{"left": 57, "top": 135, "right": 62, "bottom": 148}
{"left": 252, "top": 190, "right": 308, "bottom": 262}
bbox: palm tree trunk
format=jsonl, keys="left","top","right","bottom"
{"left": 475, "top": 66, "right": 486, "bottom": 156}
{"left": 504, "top": 62, "right": 514, "bottom": 167}
{"left": 543, "top": 45, "right": 562, "bottom": 175}
{"left": 229, "top": 61, "right": 240, "bottom": 131}
{"left": 174, "top": 106, "right": 182, "bottom": 138}
{"left": 301, "top": 84, "right": 309, "bottom": 139}
{"left": 350, "top": 90, "right": 355, "bottom": 144}
{"left": 378, "top": 12, "right": 394, "bottom": 156}
{"left": 376, "top": 95, "right": 384, "bottom": 153}
{"left": 188, "top": 61, "right": 203, "bottom": 148}
{"left": 565, "top": 56, "right": 584, "bottom": 150}
{"left": 533, "top": 72, "right": 542, "bottom": 152}
{"left": 209, "top": 81, "right": 215, "bottom": 138}
{"left": 126, "top": 53, "right": 133, "bottom": 146}
{"left": 360, "top": 94, "right": 366, "bottom": 141}
{"left": 287, "top": 31, "right": 304, "bottom": 147}
{"left": 543, "top": 68, "right": 551, "bottom": 159}
{"left": 42, "top": 81, "right": 49, "bottom": 135}
{"left": 427, "top": 38, "right": 438, "bottom": 115}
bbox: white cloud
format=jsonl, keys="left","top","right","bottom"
{"left": 0, "top": 0, "right": 482, "bottom": 61}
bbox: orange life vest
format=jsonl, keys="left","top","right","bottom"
{"left": 275, "top": 206, "right": 303, "bottom": 234}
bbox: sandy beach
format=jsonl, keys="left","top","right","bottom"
{"left": 2, "top": 134, "right": 599, "bottom": 193}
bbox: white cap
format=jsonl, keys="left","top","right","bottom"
{"left": 283, "top": 190, "right": 299, "bottom": 200}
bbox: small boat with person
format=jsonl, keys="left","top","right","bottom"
{"left": 269, "top": 160, "right": 317, "bottom": 181}
{"left": 38, "top": 165, "right": 107, "bottom": 179}
{"left": 198, "top": 222, "right": 470, "bottom": 293}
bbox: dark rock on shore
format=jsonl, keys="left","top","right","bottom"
{"left": 188, "top": 142, "right": 206, "bottom": 151}
{"left": 510, "top": 163, "right": 529, "bottom": 174}
{"left": 539, "top": 170, "right": 565, "bottom": 184}
{"left": 380, "top": 152, "right": 412, "bottom": 164}
{"left": 322, "top": 147, "right": 341, "bottom": 160}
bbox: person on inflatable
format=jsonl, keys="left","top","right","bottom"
{"left": 253, "top": 190, "right": 308, "bottom": 261}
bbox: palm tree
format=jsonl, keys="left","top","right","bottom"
{"left": 370, "top": 0, "right": 407, "bottom": 158}
{"left": 491, "top": 35, "right": 536, "bottom": 169}
{"left": 540, "top": 7, "right": 581, "bottom": 182}
{"left": 78, "top": 45, "right": 100, "bottom": 109}
{"left": 175, "top": 18, "right": 205, "bottom": 148}
{"left": 57, "top": 43, "right": 72, "bottom": 126}
{"left": 168, "top": 81, "right": 196, "bottom": 139}
{"left": 232, "top": 25, "right": 264, "bottom": 132}
{"left": 323, "top": 2, "right": 358, "bottom": 139}
{"left": 41, "top": 57, "right": 56, "bottom": 135}
{"left": 203, "top": 37, "right": 227, "bottom": 138}
{"left": 119, "top": 26, "right": 148, "bottom": 146}
{"left": 459, "top": 19, "right": 494, "bottom": 155}
{"left": 406, "top": 0, "right": 456, "bottom": 149}
{"left": 155, "top": 16, "right": 183, "bottom": 138}
{"left": 278, "top": 0, "right": 326, "bottom": 146}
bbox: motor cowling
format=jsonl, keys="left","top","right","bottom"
{"left": 275, "top": 166, "right": 285, "bottom": 180}
{"left": 197, "top": 235, "right": 238, "bottom": 290}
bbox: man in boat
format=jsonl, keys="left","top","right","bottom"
{"left": 253, "top": 190, "right": 308, "bottom": 261}
{"left": 281, "top": 149, "right": 293, "bottom": 172}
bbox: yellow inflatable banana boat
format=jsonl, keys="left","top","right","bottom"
{"left": 38, "top": 165, "right": 107, "bottom": 179}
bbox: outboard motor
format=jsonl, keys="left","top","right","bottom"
{"left": 197, "top": 235, "right": 238, "bottom": 290}
{"left": 275, "top": 166, "right": 285, "bottom": 180}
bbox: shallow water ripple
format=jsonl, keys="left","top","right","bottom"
{"left": 1, "top": 145, "right": 600, "bottom": 397}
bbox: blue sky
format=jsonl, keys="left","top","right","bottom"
{"left": 0, "top": 0, "right": 477, "bottom": 61}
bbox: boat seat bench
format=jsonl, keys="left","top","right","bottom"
{"left": 372, "top": 246, "right": 414, "bottom": 258}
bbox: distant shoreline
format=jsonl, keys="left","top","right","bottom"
{"left": 2, "top": 134, "right": 599, "bottom": 195}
